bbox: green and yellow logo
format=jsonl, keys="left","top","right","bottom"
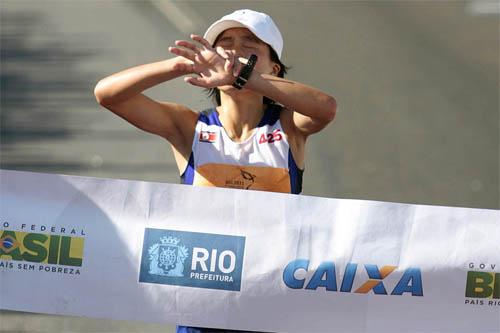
{"left": 0, "top": 230, "right": 84, "bottom": 267}
{"left": 465, "top": 271, "right": 500, "bottom": 299}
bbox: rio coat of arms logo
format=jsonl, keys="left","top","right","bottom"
{"left": 139, "top": 228, "right": 246, "bottom": 291}
{"left": 148, "top": 236, "right": 188, "bottom": 277}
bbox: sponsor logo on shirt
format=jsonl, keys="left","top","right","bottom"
{"left": 199, "top": 131, "right": 217, "bottom": 143}
{"left": 139, "top": 228, "right": 245, "bottom": 291}
{"left": 224, "top": 169, "right": 257, "bottom": 190}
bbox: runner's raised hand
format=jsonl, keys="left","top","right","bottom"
{"left": 169, "top": 34, "right": 240, "bottom": 88}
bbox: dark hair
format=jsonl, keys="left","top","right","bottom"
{"left": 206, "top": 46, "right": 290, "bottom": 106}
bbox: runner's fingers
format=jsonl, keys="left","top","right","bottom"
{"left": 224, "top": 58, "right": 232, "bottom": 72}
{"left": 215, "top": 47, "right": 232, "bottom": 72}
{"left": 175, "top": 40, "right": 201, "bottom": 54}
{"left": 191, "top": 34, "right": 212, "bottom": 49}
{"left": 216, "top": 46, "right": 229, "bottom": 59}
{"left": 184, "top": 76, "right": 207, "bottom": 87}
{"left": 233, "top": 55, "right": 241, "bottom": 77}
{"left": 168, "top": 46, "right": 196, "bottom": 61}
{"left": 225, "top": 52, "right": 236, "bottom": 73}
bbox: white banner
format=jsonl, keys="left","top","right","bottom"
{"left": 0, "top": 170, "right": 499, "bottom": 332}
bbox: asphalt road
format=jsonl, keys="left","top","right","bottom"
{"left": 1, "top": 1, "right": 498, "bottom": 332}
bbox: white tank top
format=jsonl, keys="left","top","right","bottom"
{"left": 181, "top": 105, "right": 303, "bottom": 194}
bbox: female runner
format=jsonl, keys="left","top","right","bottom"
{"left": 94, "top": 9, "right": 337, "bottom": 332}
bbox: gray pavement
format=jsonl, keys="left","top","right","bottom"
{"left": 1, "top": 0, "right": 498, "bottom": 332}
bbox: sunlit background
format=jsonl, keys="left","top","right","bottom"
{"left": 1, "top": 0, "right": 499, "bottom": 332}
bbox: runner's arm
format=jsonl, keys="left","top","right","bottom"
{"left": 245, "top": 73, "right": 337, "bottom": 137}
{"left": 93, "top": 57, "right": 198, "bottom": 155}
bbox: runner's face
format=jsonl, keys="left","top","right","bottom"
{"left": 214, "top": 28, "right": 279, "bottom": 76}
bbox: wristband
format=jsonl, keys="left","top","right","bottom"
{"left": 232, "top": 54, "right": 258, "bottom": 90}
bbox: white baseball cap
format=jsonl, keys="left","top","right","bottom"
{"left": 203, "top": 9, "right": 284, "bottom": 59}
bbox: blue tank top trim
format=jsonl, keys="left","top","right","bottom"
{"left": 180, "top": 153, "right": 195, "bottom": 185}
{"left": 288, "top": 149, "right": 303, "bottom": 194}
{"left": 257, "top": 104, "right": 280, "bottom": 127}
{"left": 198, "top": 108, "right": 223, "bottom": 126}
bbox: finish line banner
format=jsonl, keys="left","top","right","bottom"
{"left": 0, "top": 170, "right": 499, "bottom": 332}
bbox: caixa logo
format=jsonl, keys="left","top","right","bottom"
{"left": 283, "top": 259, "right": 423, "bottom": 296}
{"left": 139, "top": 228, "right": 245, "bottom": 291}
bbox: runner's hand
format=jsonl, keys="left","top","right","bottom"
{"left": 169, "top": 35, "right": 241, "bottom": 88}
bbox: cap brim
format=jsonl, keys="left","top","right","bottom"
{"left": 204, "top": 20, "right": 248, "bottom": 46}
